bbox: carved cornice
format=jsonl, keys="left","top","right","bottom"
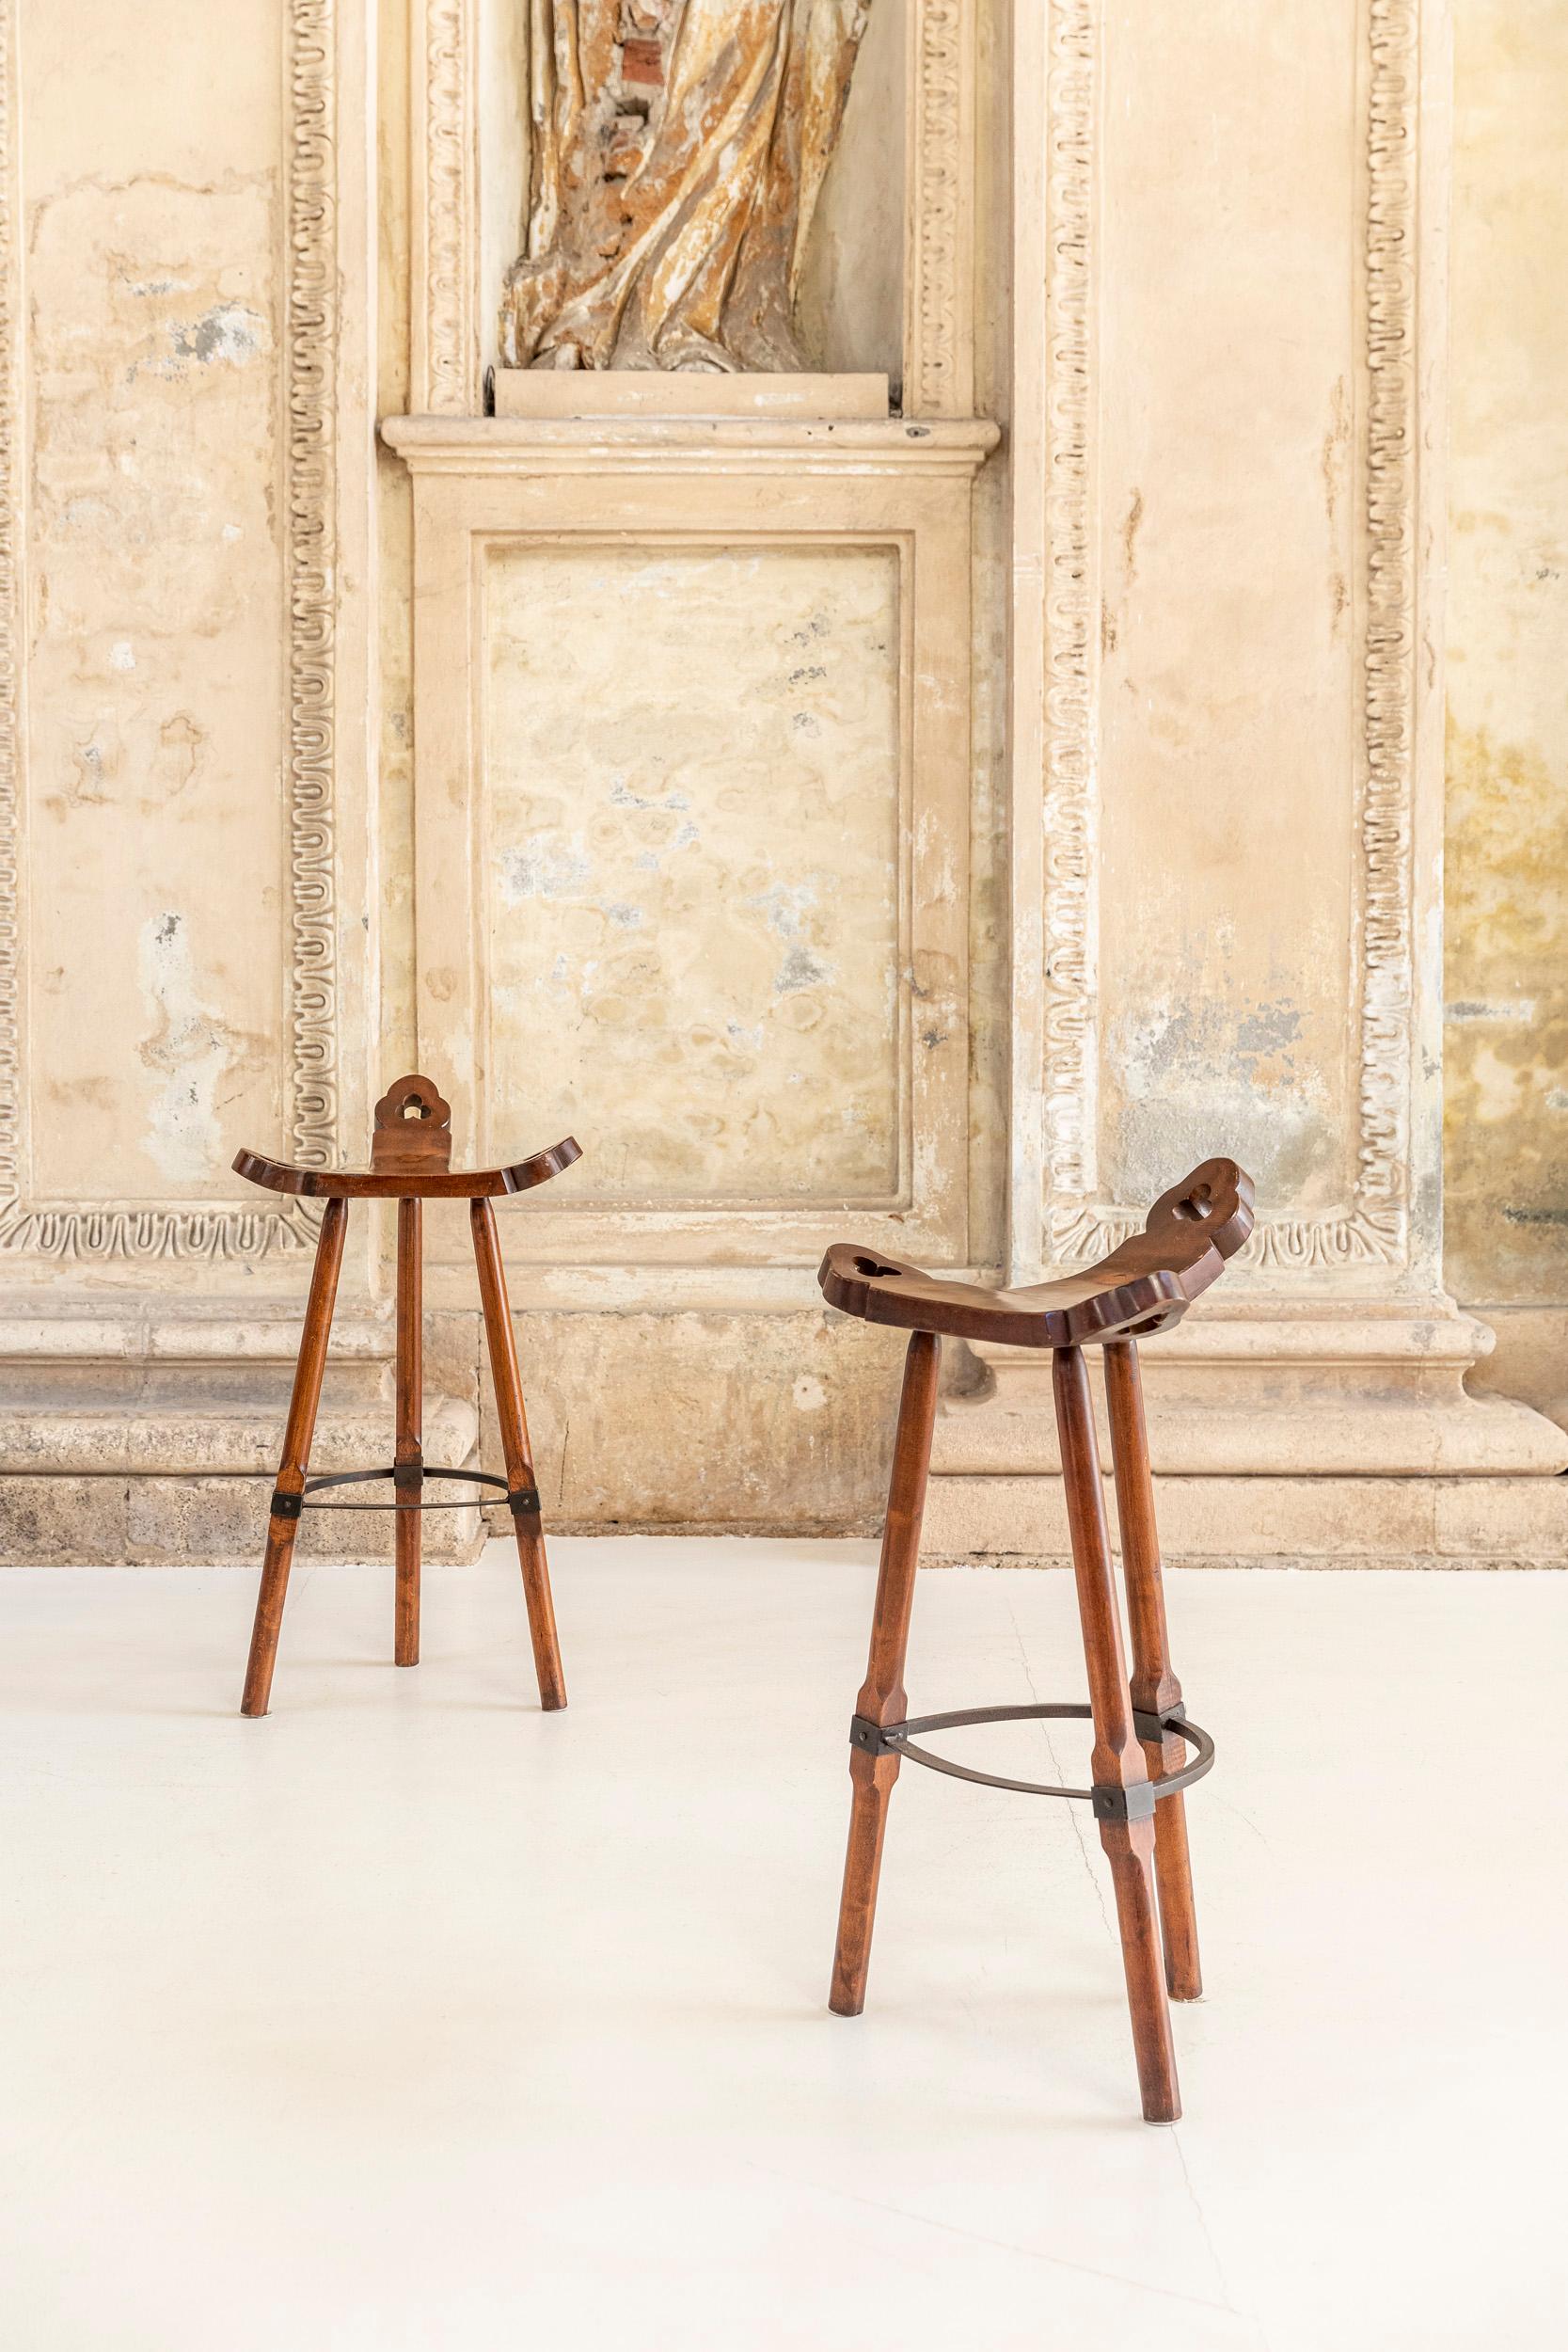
{"left": 0, "top": 0, "right": 336, "bottom": 1260}
{"left": 905, "top": 0, "right": 974, "bottom": 418}
{"left": 382, "top": 415, "right": 999, "bottom": 475}
{"left": 1040, "top": 0, "right": 1420, "bottom": 1276}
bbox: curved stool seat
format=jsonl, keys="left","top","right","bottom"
{"left": 231, "top": 1073, "right": 578, "bottom": 1719}
{"left": 819, "top": 1158, "right": 1252, "bottom": 1347}
{"left": 819, "top": 1157, "right": 1254, "bottom": 2124}
{"left": 230, "top": 1143, "right": 579, "bottom": 1201}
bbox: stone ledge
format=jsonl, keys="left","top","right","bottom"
{"left": 0, "top": 1476, "right": 484, "bottom": 1567}
{"left": 0, "top": 1396, "right": 478, "bottom": 1479}
{"left": 381, "top": 412, "right": 1001, "bottom": 477}
{"left": 923, "top": 1472, "right": 1568, "bottom": 1568}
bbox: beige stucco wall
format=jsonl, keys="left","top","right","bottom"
{"left": 1, "top": 0, "right": 1566, "bottom": 1561}
{"left": 1446, "top": 0, "right": 1568, "bottom": 1426}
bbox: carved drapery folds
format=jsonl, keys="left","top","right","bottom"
{"left": 499, "top": 0, "right": 872, "bottom": 373}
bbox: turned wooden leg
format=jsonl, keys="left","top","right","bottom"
{"left": 1104, "top": 1339, "right": 1201, "bottom": 2000}
{"left": 470, "top": 1198, "right": 566, "bottom": 1711}
{"left": 242, "top": 1198, "right": 349, "bottom": 1719}
{"left": 1053, "top": 1343, "right": 1180, "bottom": 2122}
{"left": 394, "top": 1198, "right": 422, "bottom": 1668}
{"left": 830, "top": 1329, "right": 941, "bottom": 2018}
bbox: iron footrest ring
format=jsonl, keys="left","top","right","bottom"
{"left": 848, "top": 1700, "right": 1214, "bottom": 1826}
{"left": 270, "top": 1466, "right": 541, "bottom": 1517}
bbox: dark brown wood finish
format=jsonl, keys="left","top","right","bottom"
{"left": 234, "top": 1074, "right": 578, "bottom": 1715}
{"left": 471, "top": 1197, "right": 566, "bottom": 1713}
{"left": 819, "top": 1159, "right": 1253, "bottom": 1349}
{"left": 817, "top": 1159, "right": 1253, "bottom": 2123}
{"left": 241, "top": 1196, "right": 349, "bottom": 1718}
{"left": 1104, "top": 1337, "right": 1201, "bottom": 2001}
{"left": 830, "top": 1329, "right": 941, "bottom": 2017}
{"left": 230, "top": 1138, "right": 580, "bottom": 1200}
{"left": 1053, "top": 1343, "right": 1180, "bottom": 2123}
{"left": 394, "top": 1197, "right": 422, "bottom": 1668}
{"left": 372, "top": 1073, "right": 454, "bottom": 1175}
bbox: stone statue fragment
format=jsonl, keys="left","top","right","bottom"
{"left": 500, "top": 0, "right": 873, "bottom": 373}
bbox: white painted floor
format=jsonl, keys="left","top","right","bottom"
{"left": 1, "top": 1541, "right": 1563, "bottom": 2350}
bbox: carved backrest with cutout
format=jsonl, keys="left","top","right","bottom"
{"left": 371, "top": 1073, "right": 454, "bottom": 1173}
{"left": 819, "top": 1160, "right": 1255, "bottom": 1348}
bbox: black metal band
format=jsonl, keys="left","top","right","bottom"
{"left": 849, "top": 1699, "right": 1214, "bottom": 1821}
{"left": 276, "top": 1465, "right": 515, "bottom": 1514}
{"left": 507, "top": 1486, "right": 542, "bottom": 1517}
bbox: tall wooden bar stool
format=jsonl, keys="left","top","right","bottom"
{"left": 232, "top": 1073, "right": 579, "bottom": 1719}
{"left": 820, "top": 1158, "right": 1254, "bottom": 2122}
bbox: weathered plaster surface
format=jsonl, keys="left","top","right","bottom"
{"left": 1446, "top": 1, "right": 1568, "bottom": 1328}
{"left": 24, "top": 160, "right": 282, "bottom": 1200}
{"left": 483, "top": 543, "right": 901, "bottom": 1201}
{"left": 473, "top": 1307, "right": 908, "bottom": 1532}
{"left": 1095, "top": 0, "right": 1356, "bottom": 1223}
{"left": 4, "top": 0, "right": 1566, "bottom": 1558}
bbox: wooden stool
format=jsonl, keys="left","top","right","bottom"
{"left": 819, "top": 1158, "right": 1254, "bottom": 2122}
{"left": 232, "top": 1073, "right": 580, "bottom": 1719}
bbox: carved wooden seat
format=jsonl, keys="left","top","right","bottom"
{"left": 819, "top": 1158, "right": 1254, "bottom": 2124}
{"left": 820, "top": 1161, "right": 1253, "bottom": 1348}
{"left": 232, "top": 1073, "right": 579, "bottom": 1719}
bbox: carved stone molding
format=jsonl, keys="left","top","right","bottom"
{"left": 0, "top": 0, "right": 340, "bottom": 1261}
{"left": 411, "top": 0, "right": 478, "bottom": 413}
{"left": 384, "top": 415, "right": 994, "bottom": 1272}
{"left": 414, "top": 0, "right": 974, "bottom": 420}
{"left": 1039, "top": 0, "right": 1421, "bottom": 1277}
{"left": 1039, "top": 0, "right": 1098, "bottom": 1228}
{"left": 904, "top": 0, "right": 974, "bottom": 417}
{"left": 288, "top": 0, "right": 341, "bottom": 1174}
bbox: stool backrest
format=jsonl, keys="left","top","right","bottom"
{"left": 372, "top": 1073, "right": 454, "bottom": 1174}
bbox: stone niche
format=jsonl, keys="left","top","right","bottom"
{"left": 384, "top": 0, "right": 995, "bottom": 1538}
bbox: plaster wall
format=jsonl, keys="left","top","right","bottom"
{"left": 1445, "top": 0, "right": 1568, "bottom": 1428}
{"left": 0, "top": 0, "right": 1564, "bottom": 1560}
{"left": 18, "top": 0, "right": 287, "bottom": 1211}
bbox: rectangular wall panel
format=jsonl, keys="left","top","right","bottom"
{"left": 483, "top": 543, "right": 901, "bottom": 1205}
{"left": 1095, "top": 0, "right": 1358, "bottom": 1225}
{"left": 0, "top": 0, "right": 354, "bottom": 1262}
{"left": 22, "top": 0, "right": 285, "bottom": 1201}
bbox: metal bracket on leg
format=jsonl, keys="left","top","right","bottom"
{"left": 506, "top": 1486, "right": 542, "bottom": 1518}
{"left": 849, "top": 1700, "right": 1213, "bottom": 1814}
{"left": 849, "top": 1715, "right": 897, "bottom": 1758}
{"left": 1090, "top": 1779, "right": 1158, "bottom": 1825}
{"left": 270, "top": 1489, "right": 303, "bottom": 1521}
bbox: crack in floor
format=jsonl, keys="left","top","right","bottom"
{"left": 743, "top": 2154, "right": 1248, "bottom": 2319}
{"left": 1005, "top": 1591, "right": 1113, "bottom": 1942}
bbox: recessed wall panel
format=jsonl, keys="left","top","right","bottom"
{"left": 483, "top": 543, "right": 902, "bottom": 1204}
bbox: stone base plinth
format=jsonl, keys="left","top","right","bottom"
{"left": 926, "top": 1301, "right": 1568, "bottom": 1567}
{"left": 924, "top": 1471, "right": 1568, "bottom": 1570}
{"left": 0, "top": 1303, "right": 483, "bottom": 1565}
{"left": 0, "top": 1473, "right": 483, "bottom": 1568}
{"left": 491, "top": 370, "right": 890, "bottom": 421}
